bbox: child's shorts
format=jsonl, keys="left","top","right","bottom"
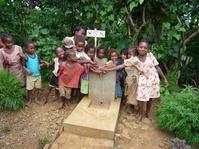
{"left": 26, "top": 76, "right": 41, "bottom": 90}
{"left": 59, "top": 86, "right": 71, "bottom": 99}
{"left": 49, "top": 74, "right": 58, "bottom": 88}
{"left": 80, "top": 79, "right": 89, "bottom": 94}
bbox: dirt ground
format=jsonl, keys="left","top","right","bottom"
{"left": 0, "top": 89, "right": 172, "bottom": 149}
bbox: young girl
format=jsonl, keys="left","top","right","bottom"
{"left": 106, "top": 49, "right": 126, "bottom": 98}
{"left": 80, "top": 44, "right": 96, "bottom": 95}
{"left": 95, "top": 47, "right": 107, "bottom": 66}
{"left": 0, "top": 34, "right": 5, "bottom": 70}
{"left": 125, "top": 47, "right": 140, "bottom": 110}
{"left": 59, "top": 50, "right": 88, "bottom": 108}
{"left": 24, "top": 41, "right": 48, "bottom": 104}
{"left": 0, "top": 34, "right": 26, "bottom": 85}
{"left": 44, "top": 47, "right": 65, "bottom": 104}
{"left": 102, "top": 41, "right": 168, "bottom": 123}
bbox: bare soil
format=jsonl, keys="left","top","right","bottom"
{"left": 0, "top": 89, "right": 172, "bottom": 149}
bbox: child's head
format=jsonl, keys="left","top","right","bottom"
{"left": 120, "top": 48, "right": 128, "bottom": 60}
{"left": 109, "top": 49, "right": 119, "bottom": 63}
{"left": 74, "top": 26, "right": 86, "bottom": 37}
{"left": 97, "top": 47, "right": 106, "bottom": 59}
{"left": 0, "top": 34, "right": 4, "bottom": 48}
{"left": 66, "top": 49, "right": 76, "bottom": 62}
{"left": 138, "top": 40, "right": 148, "bottom": 56}
{"left": 62, "top": 37, "right": 74, "bottom": 51}
{"left": 75, "top": 36, "right": 85, "bottom": 52}
{"left": 55, "top": 47, "right": 65, "bottom": 59}
{"left": 1, "top": 34, "right": 13, "bottom": 49}
{"left": 128, "top": 47, "right": 137, "bottom": 58}
{"left": 25, "top": 40, "right": 35, "bottom": 55}
{"left": 85, "top": 44, "right": 95, "bottom": 60}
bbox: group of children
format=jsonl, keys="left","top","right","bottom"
{"left": 0, "top": 26, "right": 168, "bottom": 123}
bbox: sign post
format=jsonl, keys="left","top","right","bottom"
{"left": 86, "top": 29, "right": 105, "bottom": 47}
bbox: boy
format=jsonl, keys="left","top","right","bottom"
{"left": 25, "top": 41, "right": 49, "bottom": 104}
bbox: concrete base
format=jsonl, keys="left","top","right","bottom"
{"left": 63, "top": 97, "right": 121, "bottom": 140}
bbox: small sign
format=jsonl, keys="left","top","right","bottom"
{"left": 87, "top": 29, "right": 105, "bottom": 38}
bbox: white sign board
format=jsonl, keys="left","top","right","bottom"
{"left": 87, "top": 29, "right": 105, "bottom": 38}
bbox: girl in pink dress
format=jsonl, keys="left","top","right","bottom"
{"left": 101, "top": 41, "right": 168, "bottom": 123}
{"left": 0, "top": 34, "right": 26, "bottom": 85}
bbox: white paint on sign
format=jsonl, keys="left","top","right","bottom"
{"left": 86, "top": 29, "right": 105, "bottom": 38}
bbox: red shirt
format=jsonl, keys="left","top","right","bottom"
{"left": 59, "top": 62, "right": 85, "bottom": 88}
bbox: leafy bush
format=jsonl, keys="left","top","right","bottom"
{"left": 156, "top": 85, "right": 199, "bottom": 144}
{"left": 0, "top": 71, "right": 25, "bottom": 110}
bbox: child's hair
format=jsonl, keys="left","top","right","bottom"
{"left": 128, "top": 46, "right": 138, "bottom": 55}
{"left": 54, "top": 47, "right": 63, "bottom": 54}
{"left": 74, "top": 26, "right": 85, "bottom": 34}
{"left": 85, "top": 44, "right": 95, "bottom": 54}
{"left": 108, "top": 49, "right": 119, "bottom": 59}
{"left": 65, "top": 49, "right": 76, "bottom": 59}
{"left": 120, "top": 48, "right": 128, "bottom": 56}
{"left": 97, "top": 47, "right": 106, "bottom": 55}
{"left": 138, "top": 39, "right": 149, "bottom": 47}
{"left": 74, "top": 36, "right": 85, "bottom": 45}
{"left": 24, "top": 40, "right": 34, "bottom": 47}
{"left": 1, "top": 33, "right": 12, "bottom": 43}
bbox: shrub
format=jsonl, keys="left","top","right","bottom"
{"left": 0, "top": 71, "right": 25, "bottom": 110}
{"left": 38, "top": 136, "right": 50, "bottom": 149}
{"left": 156, "top": 85, "right": 199, "bottom": 144}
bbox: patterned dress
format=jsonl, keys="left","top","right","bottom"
{"left": 124, "top": 52, "right": 160, "bottom": 101}
{"left": 0, "top": 45, "right": 25, "bottom": 85}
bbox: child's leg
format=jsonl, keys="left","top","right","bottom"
{"left": 34, "top": 76, "right": 42, "bottom": 104}
{"left": 146, "top": 98, "right": 153, "bottom": 118}
{"left": 55, "top": 89, "right": 60, "bottom": 100}
{"left": 59, "top": 86, "right": 71, "bottom": 108}
{"left": 44, "top": 87, "right": 53, "bottom": 104}
{"left": 136, "top": 101, "right": 144, "bottom": 123}
{"left": 27, "top": 90, "right": 33, "bottom": 103}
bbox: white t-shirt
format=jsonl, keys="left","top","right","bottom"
{"left": 76, "top": 51, "right": 90, "bottom": 60}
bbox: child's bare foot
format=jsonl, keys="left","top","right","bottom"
{"left": 135, "top": 114, "right": 142, "bottom": 124}
{"left": 34, "top": 100, "right": 42, "bottom": 105}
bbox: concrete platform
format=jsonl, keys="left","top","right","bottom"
{"left": 63, "top": 97, "right": 121, "bottom": 140}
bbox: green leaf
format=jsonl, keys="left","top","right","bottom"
{"left": 108, "top": 14, "right": 114, "bottom": 21}
{"left": 129, "top": 2, "right": 138, "bottom": 11}
{"left": 173, "top": 34, "right": 180, "bottom": 40}
{"left": 40, "top": 28, "right": 48, "bottom": 35}
{"left": 163, "top": 22, "right": 170, "bottom": 29}
{"left": 139, "top": 0, "right": 144, "bottom": 4}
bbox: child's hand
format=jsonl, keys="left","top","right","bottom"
{"left": 163, "top": 79, "right": 169, "bottom": 87}
{"left": 24, "top": 67, "right": 32, "bottom": 75}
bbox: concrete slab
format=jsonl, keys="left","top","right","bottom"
{"left": 50, "top": 132, "right": 114, "bottom": 149}
{"left": 63, "top": 97, "right": 121, "bottom": 140}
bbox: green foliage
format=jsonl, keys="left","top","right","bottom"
{"left": 38, "top": 136, "right": 51, "bottom": 149}
{"left": 0, "top": 71, "right": 25, "bottom": 110}
{"left": 156, "top": 85, "right": 199, "bottom": 144}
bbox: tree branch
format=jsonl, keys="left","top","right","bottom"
{"left": 125, "top": 6, "right": 137, "bottom": 30}
{"left": 184, "top": 27, "right": 199, "bottom": 45}
{"left": 137, "top": 5, "right": 147, "bottom": 33}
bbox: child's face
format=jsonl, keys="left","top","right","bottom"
{"left": 138, "top": 42, "right": 148, "bottom": 56}
{"left": 110, "top": 52, "right": 118, "bottom": 62}
{"left": 76, "top": 42, "right": 85, "bottom": 52}
{"left": 26, "top": 43, "right": 35, "bottom": 55}
{"left": 121, "top": 53, "right": 127, "bottom": 60}
{"left": 4, "top": 37, "right": 13, "bottom": 49}
{"left": 87, "top": 48, "right": 95, "bottom": 60}
{"left": 128, "top": 49, "right": 134, "bottom": 58}
{"left": 0, "top": 39, "right": 4, "bottom": 48}
{"left": 75, "top": 29, "right": 86, "bottom": 37}
{"left": 67, "top": 52, "right": 76, "bottom": 62}
{"left": 98, "top": 49, "right": 105, "bottom": 59}
{"left": 56, "top": 48, "right": 65, "bottom": 59}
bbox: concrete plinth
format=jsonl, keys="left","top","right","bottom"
{"left": 63, "top": 97, "right": 121, "bottom": 140}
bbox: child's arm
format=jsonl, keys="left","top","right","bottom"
{"left": 39, "top": 59, "right": 50, "bottom": 67}
{"left": 155, "top": 65, "right": 168, "bottom": 87}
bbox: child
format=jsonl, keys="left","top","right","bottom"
{"left": 0, "top": 34, "right": 4, "bottom": 70}
{"left": 0, "top": 34, "right": 26, "bottom": 85}
{"left": 125, "top": 47, "right": 140, "bottom": 110}
{"left": 102, "top": 40, "right": 168, "bottom": 123}
{"left": 106, "top": 49, "right": 126, "bottom": 98}
{"left": 62, "top": 37, "right": 74, "bottom": 51}
{"left": 95, "top": 47, "right": 107, "bottom": 66}
{"left": 80, "top": 44, "right": 96, "bottom": 95}
{"left": 120, "top": 48, "right": 128, "bottom": 61}
{"left": 25, "top": 41, "right": 48, "bottom": 104}
{"left": 74, "top": 36, "right": 91, "bottom": 62}
{"left": 44, "top": 47, "right": 65, "bottom": 104}
{"left": 59, "top": 49, "right": 88, "bottom": 108}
